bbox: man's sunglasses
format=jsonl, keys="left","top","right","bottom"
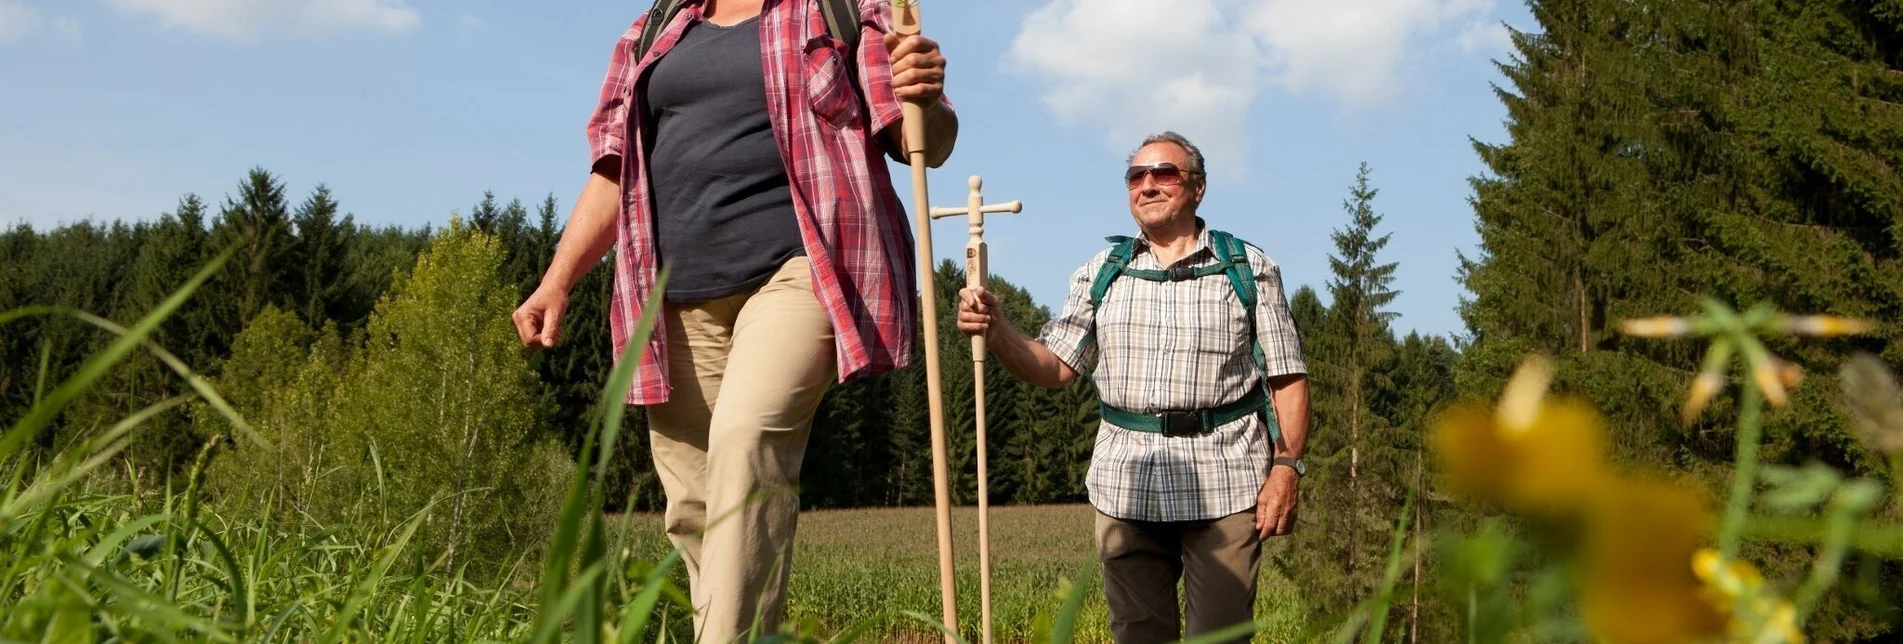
{"left": 1125, "top": 162, "right": 1198, "bottom": 188}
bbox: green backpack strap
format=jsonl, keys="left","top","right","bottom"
{"left": 1207, "top": 229, "right": 1282, "bottom": 444}
{"left": 1207, "top": 230, "right": 1263, "bottom": 371}
{"left": 1088, "top": 236, "right": 1138, "bottom": 309}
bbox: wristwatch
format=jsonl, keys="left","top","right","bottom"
{"left": 1272, "top": 456, "right": 1305, "bottom": 478}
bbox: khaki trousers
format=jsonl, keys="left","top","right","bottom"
{"left": 1095, "top": 509, "right": 1263, "bottom": 644}
{"left": 646, "top": 257, "right": 836, "bottom": 644}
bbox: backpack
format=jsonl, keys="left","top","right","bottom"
{"left": 636, "top": 0, "right": 863, "bottom": 90}
{"left": 1086, "top": 229, "right": 1283, "bottom": 442}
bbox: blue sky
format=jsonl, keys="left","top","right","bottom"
{"left": 0, "top": 0, "right": 1532, "bottom": 340}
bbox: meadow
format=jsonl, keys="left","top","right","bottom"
{"left": 613, "top": 504, "right": 1308, "bottom": 642}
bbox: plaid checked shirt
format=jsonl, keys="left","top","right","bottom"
{"left": 1038, "top": 223, "right": 1307, "bottom": 522}
{"left": 587, "top": 0, "right": 935, "bottom": 404}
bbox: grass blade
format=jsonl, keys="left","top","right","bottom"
{"left": 617, "top": 548, "right": 683, "bottom": 644}
{"left": 532, "top": 562, "right": 610, "bottom": 644}
{"left": 1046, "top": 573, "right": 1089, "bottom": 644}
{"left": 0, "top": 250, "right": 230, "bottom": 463}
{"left": 321, "top": 502, "right": 429, "bottom": 644}
{"left": 2, "top": 396, "right": 189, "bottom": 520}
{"left": 536, "top": 267, "right": 668, "bottom": 635}
{"left": 594, "top": 267, "right": 671, "bottom": 495}
{"left": 67, "top": 310, "right": 266, "bottom": 449}
{"left": 82, "top": 513, "right": 169, "bottom": 567}
{"left": 190, "top": 516, "right": 252, "bottom": 628}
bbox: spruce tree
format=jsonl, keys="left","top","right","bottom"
{"left": 209, "top": 168, "right": 298, "bottom": 357}
{"left": 291, "top": 185, "right": 354, "bottom": 330}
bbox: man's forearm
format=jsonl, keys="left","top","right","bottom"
{"left": 1269, "top": 375, "right": 1310, "bottom": 459}
{"left": 539, "top": 162, "right": 622, "bottom": 293}
{"left": 984, "top": 320, "right": 1074, "bottom": 389}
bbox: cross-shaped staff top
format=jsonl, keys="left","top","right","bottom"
{"left": 929, "top": 175, "right": 1022, "bottom": 242}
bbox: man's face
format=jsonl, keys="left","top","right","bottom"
{"left": 1125, "top": 142, "right": 1205, "bottom": 230}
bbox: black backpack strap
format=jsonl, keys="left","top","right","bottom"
{"left": 819, "top": 0, "right": 861, "bottom": 51}
{"left": 636, "top": 0, "right": 859, "bottom": 69}
{"left": 634, "top": 0, "right": 689, "bottom": 64}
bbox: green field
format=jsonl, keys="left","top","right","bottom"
{"left": 613, "top": 504, "right": 1308, "bottom": 643}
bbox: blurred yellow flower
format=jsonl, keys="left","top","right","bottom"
{"left": 1579, "top": 477, "right": 1727, "bottom": 644}
{"left": 1774, "top": 315, "right": 1874, "bottom": 337}
{"left": 1431, "top": 355, "right": 1607, "bottom": 515}
{"left": 1693, "top": 548, "right": 1806, "bottom": 643}
{"left": 1621, "top": 316, "right": 1694, "bottom": 338}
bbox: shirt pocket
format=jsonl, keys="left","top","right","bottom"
{"left": 802, "top": 34, "right": 863, "bottom": 129}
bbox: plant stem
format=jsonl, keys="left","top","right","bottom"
{"left": 1721, "top": 378, "right": 1764, "bottom": 559}
{"left": 1890, "top": 454, "right": 1902, "bottom": 518}
{"left": 1792, "top": 492, "right": 1863, "bottom": 624}
{"left": 1741, "top": 516, "right": 1903, "bottom": 558}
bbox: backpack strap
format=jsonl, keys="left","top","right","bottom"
{"left": 1088, "top": 235, "right": 1139, "bottom": 309}
{"left": 1208, "top": 229, "right": 1282, "bottom": 444}
{"left": 1207, "top": 230, "right": 1265, "bottom": 372}
{"left": 818, "top": 0, "right": 863, "bottom": 97}
{"left": 635, "top": 0, "right": 861, "bottom": 71}
{"left": 1085, "top": 229, "right": 1283, "bottom": 443}
{"left": 634, "top": 0, "right": 689, "bottom": 64}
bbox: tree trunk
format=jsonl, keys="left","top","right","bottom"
{"left": 1348, "top": 366, "right": 1361, "bottom": 583}
{"left": 1410, "top": 448, "right": 1423, "bottom": 643}
{"left": 1576, "top": 269, "right": 1589, "bottom": 353}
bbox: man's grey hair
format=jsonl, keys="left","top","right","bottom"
{"left": 1126, "top": 131, "right": 1207, "bottom": 178}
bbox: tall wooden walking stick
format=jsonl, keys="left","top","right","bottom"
{"left": 930, "top": 176, "right": 1022, "bottom": 644}
{"left": 888, "top": 2, "right": 959, "bottom": 641}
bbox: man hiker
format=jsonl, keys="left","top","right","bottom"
{"left": 509, "top": 0, "right": 957, "bottom": 641}
{"left": 954, "top": 132, "right": 1311, "bottom": 643}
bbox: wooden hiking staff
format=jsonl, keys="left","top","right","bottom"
{"left": 888, "top": 1, "right": 959, "bottom": 641}
{"left": 930, "top": 176, "right": 1022, "bottom": 644}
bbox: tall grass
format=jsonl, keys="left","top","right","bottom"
{"left": 27, "top": 248, "right": 1811, "bottom": 643}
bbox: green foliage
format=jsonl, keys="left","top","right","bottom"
{"left": 1457, "top": 0, "right": 1903, "bottom": 637}
{"left": 203, "top": 221, "right": 572, "bottom": 577}
{"left": 330, "top": 220, "right": 571, "bottom": 573}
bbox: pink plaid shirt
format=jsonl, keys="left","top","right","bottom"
{"left": 587, "top": 0, "right": 939, "bottom": 404}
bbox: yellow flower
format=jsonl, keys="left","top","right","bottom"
{"left": 1774, "top": 315, "right": 1875, "bottom": 337}
{"left": 1683, "top": 371, "right": 1726, "bottom": 427}
{"left": 1431, "top": 355, "right": 1607, "bottom": 515}
{"left": 1579, "top": 477, "right": 1727, "bottom": 644}
{"left": 1622, "top": 316, "right": 1695, "bottom": 338}
{"left": 1692, "top": 549, "right": 1806, "bottom": 643}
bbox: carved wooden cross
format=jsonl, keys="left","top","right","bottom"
{"left": 928, "top": 174, "right": 1021, "bottom": 644}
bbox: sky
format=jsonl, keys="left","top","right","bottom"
{"left": 0, "top": 0, "right": 1534, "bottom": 340}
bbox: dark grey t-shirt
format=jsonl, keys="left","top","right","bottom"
{"left": 642, "top": 15, "right": 804, "bottom": 303}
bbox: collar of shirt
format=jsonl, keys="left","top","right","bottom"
{"left": 1128, "top": 216, "right": 1214, "bottom": 263}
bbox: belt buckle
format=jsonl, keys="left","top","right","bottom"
{"left": 1158, "top": 411, "right": 1200, "bottom": 437}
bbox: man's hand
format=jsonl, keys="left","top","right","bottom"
{"left": 512, "top": 286, "right": 569, "bottom": 350}
{"left": 885, "top": 32, "right": 946, "bottom": 104}
{"left": 956, "top": 286, "right": 1002, "bottom": 339}
{"left": 1255, "top": 466, "right": 1299, "bottom": 539}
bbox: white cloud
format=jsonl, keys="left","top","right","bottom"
{"left": 456, "top": 13, "right": 484, "bottom": 34}
{"left": 52, "top": 14, "right": 79, "bottom": 45}
{"left": 108, "top": 0, "right": 419, "bottom": 41}
{"left": 1455, "top": 18, "right": 1511, "bottom": 55}
{"left": 1008, "top": 0, "right": 1498, "bottom": 174}
{"left": 0, "top": 0, "right": 44, "bottom": 44}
